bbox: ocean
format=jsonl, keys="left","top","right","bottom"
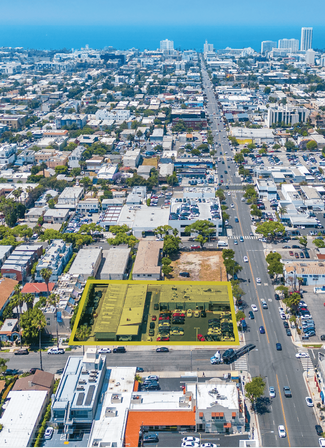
{"left": 1, "top": 24, "right": 325, "bottom": 52}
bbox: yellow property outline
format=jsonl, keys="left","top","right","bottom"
{"left": 69, "top": 280, "right": 239, "bottom": 346}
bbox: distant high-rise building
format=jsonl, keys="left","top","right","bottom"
{"left": 305, "top": 49, "right": 315, "bottom": 65}
{"left": 261, "top": 41, "right": 277, "bottom": 54}
{"left": 204, "top": 40, "right": 214, "bottom": 54}
{"left": 160, "top": 39, "right": 174, "bottom": 51}
{"left": 278, "top": 38, "right": 299, "bottom": 53}
{"left": 301, "top": 27, "right": 313, "bottom": 51}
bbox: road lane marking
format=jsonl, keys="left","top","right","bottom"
{"left": 276, "top": 373, "right": 291, "bottom": 447}
{"left": 234, "top": 201, "right": 270, "bottom": 344}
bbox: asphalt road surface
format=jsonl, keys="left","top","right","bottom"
{"left": 201, "top": 59, "right": 319, "bottom": 447}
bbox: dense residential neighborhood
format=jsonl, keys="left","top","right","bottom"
{"left": 1, "top": 31, "right": 325, "bottom": 447}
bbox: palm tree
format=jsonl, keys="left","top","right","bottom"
{"left": 278, "top": 206, "right": 287, "bottom": 219}
{"left": 40, "top": 268, "right": 53, "bottom": 299}
{"left": 23, "top": 293, "right": 34, "bottom": 311}
{"left": 32, "top": 311, "right": 46, "bottom": 371}
{"left": 48, "top": 293, "right": 60, "bottom": 348}
{"left": 11, "top": 285, "right": 24, "bottom": 345}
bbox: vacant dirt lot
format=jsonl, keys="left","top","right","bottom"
{"left": 170, "top": 251, "right": 227, "bottom": 281}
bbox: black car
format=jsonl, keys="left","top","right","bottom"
{"left": 276, "top": 343, "right": 282, "bottom": 351}
{"left": 315, "top": 425, "right": 323, "bottom": 436}
{"left": 305, "top": 251, "right": 310, "bottom": 259}
{"left": 321, "top": 335, "right": 325, "bottom": 341}
{"left": 113, "top": 347, "right": 126, "bottom": 353}
{"left": 143, "top": 433, "right": 159, "bottom": 443}
{"left": 292, "top": 245, "right": 301, "bottom": 249}
{"left": 30, "top": 367, "right": 43, "bottom": 374}
{"left": 136, "top": 367, "right": 144, "bottom": 373}
{"left": 283, "top": 321, "right": 289, "bottom": 329}
{"left": 3, "top": 369, "right": 19, "bottom": 376}
{"left": 156, "top": 347, "right": 169, "bottom": 352}
{"left": 179, "top": 272, "right": 190, "bottom": 277}
{"left": 201, "top": 310, "right": 206, "bottom": 318}
{"left": 286, "top": 328, "right": 292, "bottom": 336}
{"left": 274, "top": 293, "right": 280, "bottom": 300}
{"left": 14, "top": 348, "right": 29, "bottom": 355}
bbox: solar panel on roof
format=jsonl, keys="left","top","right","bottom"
{"left": 76, "top": 392, "right": 85, "bottom": 406}
{"left": 85, "top": 385, "right": 95, "bottom": 405}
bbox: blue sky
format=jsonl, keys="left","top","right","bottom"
{"left": 0, "top": 0, "right": 324, "bottom": 26}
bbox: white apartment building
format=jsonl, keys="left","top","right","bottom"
{"left": 305, "top": 49, "right": 315, "bottom": 65}
{"left": 68, "top": 145, "right": 86, "bottom": 169}
{"left": 261, "top": 41, "right": 277, "bottom": 54}
{"left": 301, "top": 27, "right": 313, "bottom": 51}
{"left": 266, "top": 105, "right": 310, "bottom": 128}
{"left": 95, "top": 109, "right": 130, "bottom": 121}
{"left": 204, "top": 40, "right": 214, "bottom": 54}
{"left": 56, "top": 186, "right": 84, "bottom": 209}
{"left": 122, "top": 148, "right": 141, "bottom": 168}
{"left": 160, "top": 39, "right": 174, "bottom": 51}
{"left": 278, "top": 38, "right": 299, "bottom": 53}
{"left": 0, "top": 143, "right": 17, "bottom": 167}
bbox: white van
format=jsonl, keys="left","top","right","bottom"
{"left": 218, "top": 241, "right": 228, "bottom": 248}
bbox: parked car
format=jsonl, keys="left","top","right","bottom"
{"left": 306, "top": 397, "right": 314, "bottom": 407}
{"left": 44, "top": 427, "right": 54, "bottom": 440}
{"left": 143, "top": 433, "right": 159, "bottom": 443}
{"left": 47, "top": 347, "right": 65, "bottom": 355}
{"left": 14, "top": 348, "right": 29, "bottom": 355}
{"left": 113, "top": 347, "right": 126, "bottom": 353}
{"left": 156, "top": 347, "right": 169, "bottom": 352}
{"left": 97, "top": 348, "right": 111, "bottom": 354}
{"left": 315, "top": 425, "right": 323, "bottom": 436}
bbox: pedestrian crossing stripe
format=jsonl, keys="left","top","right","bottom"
{"left": 234, "top": 355, "right": 248, "bottom": 371}
{"left": 228, "top": 236, "right": 259, "bottom": 240}
{"left": 300, "top": 358, "right": 313, "bottom": 371}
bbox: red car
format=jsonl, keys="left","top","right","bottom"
{"left": 190, "top": 245, "right": 201, "bottom": 250}
{"left": 157, "top": 336, "right": 169, "bottom": 341}
{"left": 173, "top": 312, "right": 185, "bottom": 318}
{"left": 151, "top": 315, "right": 157, "bottom": 321}
{"left": 289, "top": 251, "right": 294, "bottom": 256}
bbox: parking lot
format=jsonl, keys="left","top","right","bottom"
{"left": 296, "top": 288, "right": 325, "bottom": 343}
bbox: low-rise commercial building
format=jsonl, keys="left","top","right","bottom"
{"left": 132, "top": 240, "right": 163, "bottom": 280}
{"left": 76, "top": 198, "right": 100, "bottom": 213}
{"left": 68, "top": 247, "right": 102, "bottom": 281}
{"left": 56, "top": 186, "right": 84, "bottom": 209}
{"left": 0, "top": 390, "right": 48, "bottom": 447}
{"left": 43, "top": 208, "right": 70, "bottom": 224}
{"left": 256, "top": 179, "right": 277, "bottom": 200}
{"left": 100, "top": 247, "right": 131, "bottom": 280}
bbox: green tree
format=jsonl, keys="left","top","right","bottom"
{"left": 299, "top": 236, "right": 308, "bottom": 249}
{"left": 107, "top": 225, "right": 138, "bottom": 248}
{"left": 162, "top": 264, "right": 173, "bottom": 277}
{"left": 278, "top": 206, "right": 287, "bottom": 219}
{"left": 314, "top": 238, "right": 325, "bottom": 248}
{"left": 234, "top": 153, "right": 244, "bottom": 164}
{"left": 163, "top": 235, "right": 181, "bottom": 256}
{"left": 283, "top": 292, "right": 301, "bottom": 312}
{"left": 306, "top": 140, "right": 317, "bottom": 151}
{"left": 285, "top": 140, "right": 296, "bottom": 151}
{"left": 256, "top": 221, "right": 285, "bottom": 239}
{"left": 184, "top": 220, "right": 215, "bottom": 247}
{"left": 215, "top": 189, "right": 226, "bottom": 202}
{"left": 0, "top": 358, "right": 8, "bottom": 374}
{"left": 75, "top": 324, "right": 91, "bottom": 341}
{"left": 245, "top": 376, "right": 266, "bottom": 407}
{"left": 264, "top": 86, "right": 271, "bottom": 94}
{"left": 232, "top": 283, "right": 245, "bottom": 300}
{"left": 40, "top": 268, "right": 53, "bottom": 298}
{"left": 250, "top": 205, "right": 262, "bottom": 218}
{"left": 236, "top": 311, "right": 246, "bottom": 322}
{"left": 40, "top": 229, "right": 62, "bottom": 243}
{"left": 55, "top": 165, "right": 68, "bottom": 175}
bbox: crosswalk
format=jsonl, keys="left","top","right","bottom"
{"left": 300, "top": 357, "right": 313, "bottom": 371}
{"left": 228, "top": 235, "right": 259, "bottom": 240}
{"left": 234, "top": 355, "right": 248, "bottom": 371}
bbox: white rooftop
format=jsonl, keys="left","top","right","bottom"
{"left": 0, "top": 390, "right": 48, "bottom": 447}
{"left": 89, "top": 367, "right": 136, "bottom": 448}
{"left": 187, "top": 381, "right": 238, "bottom": 410}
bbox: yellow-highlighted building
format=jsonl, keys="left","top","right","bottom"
{"left": 70, "top": 280, "right": 239, "bottom": 346}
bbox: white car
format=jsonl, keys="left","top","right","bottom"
{"left": 98, "top": 348, "right": 111, "bottom": 354}
{"left": 44, "top": 427, "right": 54, "bottom": 440}
{"left": 251, "top": 304, "right": 258, "bottom": 312}
{"left": 296, "top": 352, "right": 309, "bottom": 359}
{"left": 201, "top": 444, "right": 217, "bottom": 448}
{"left": 181, "top": 443, "right": 200, "bottom": 448}
{"left": 280, "top": 313, "right": 286, "bottom": 320}
{"left": 278, "top": 307, "right": 284, "bottom": 314}
{"left": 306, "top": 397, "right": 313, "bottom": 407}
{"left": 256, "top": 278, "right": 261, "bottom": 284}
{"left": 243, "top": 256, "right": 248, "bottom": 263}
{"left": 230, "top": 203, "right": 234, "bottom": 208}
{"left": 319, "top": 438, "right": 325, "bottom": 447}
{"left": 278, "top": 425, "right": 286, "bottom": 438}
{"left": 182, "top": 437, "right": 200, "bottom": 444}
{"left": 47, "top": 347, "right": 65, "bottom": 355}
{"left": 269, "top": 387, "right": 276, "bottom": 398}
{"left": 227, "top": 192, "right": 231, "bottom": 196}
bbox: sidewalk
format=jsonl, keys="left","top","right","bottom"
{"left": 303, "top": 370, "right": 324, "bottom": 430}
